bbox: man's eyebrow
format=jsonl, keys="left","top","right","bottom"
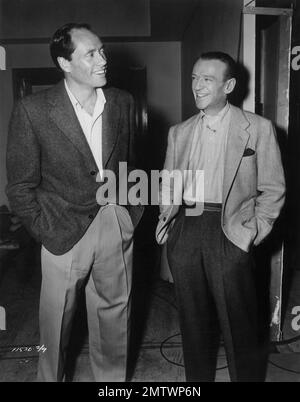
{"left": 85, "top": 48, "right": 96, "bottom": 54}
{"left": 85, "top": 45, "right": 105, "bottom": 55}
{"left": 192, "top": 73, "right": 215, "bottom": 79}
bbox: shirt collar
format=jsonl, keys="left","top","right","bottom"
{"left": 64, "top": 79, "right": 106, "bottom": 113}
{"left": 200, "top": 102, "right": 230, "bottom": 130}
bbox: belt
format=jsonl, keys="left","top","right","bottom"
{"left": 203, "top": 202, "right": 222, "bottom": 212}
{"left": 182, "top": 201, "right": 222, "bottom": 212}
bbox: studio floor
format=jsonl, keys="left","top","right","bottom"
{"left": 0, "top": 240, "right": 299, "bottom": 382}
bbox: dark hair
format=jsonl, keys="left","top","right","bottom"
{"left": 50, "top": 22, "right": 92, "bottom": 70}
{"left": 199, "top": 51, "right": 237, "bottom": 81}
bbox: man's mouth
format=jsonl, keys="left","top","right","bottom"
{"left": 196, "top": 93, "right": 209, "bottom": 99}
{"left": 94, "top": 68, "right": 106, "bottom": 75}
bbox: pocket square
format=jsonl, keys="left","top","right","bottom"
{"left": 243, "top": 148, "right": 255, "bottom": 157}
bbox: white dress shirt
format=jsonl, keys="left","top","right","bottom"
{"left": 64, "top": 80, "right": 106, "bottom": 178}
{"left": 184, "top": 103, "right": 231, "bottom": 203}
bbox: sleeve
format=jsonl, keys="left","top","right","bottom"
{"left": 6, "top": 100, "right": 42, "bottom": 242}
{"left": 159, "top": 126, "right": 176, "bottom": 215}
{"left": 254, "top": 120, "right": 286, "bottom": 245}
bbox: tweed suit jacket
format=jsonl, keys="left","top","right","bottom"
{"left": 156, "top": 105, "right": 286, "bottom": 252}
{"left": 6, "top": 80, "right": 143, "bottom": 255}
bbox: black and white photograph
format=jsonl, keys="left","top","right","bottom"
{"left": 0, "top": 0, "right": 299, "bottom": 385}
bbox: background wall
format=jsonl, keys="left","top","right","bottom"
{"left": 181, "top": 0, "right": 243, "bottom": 119}
{"left": 0, "top": 69, "right": 12, "bottom": 208}
{"left": 0, "top": 0, "right": 244, "bottom": 207}
{"left": 0, "top": 41, "right": 181, "bottom": 206}
{"left": 0, "top": 0, "right": 150, "bottom": 38}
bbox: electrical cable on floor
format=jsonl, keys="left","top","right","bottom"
{"left": 267, "top": 333, "right": 300, "bottom": 375}
{"left": 1, "top": 281, "right": 299, "bottom": 375}
{"left": 159, "top": 330, "right": 300, "bottom": 375}
{"left": 159, "top": 332, "right": 228, "bottom": 371}
{"left": 268, "top": 359, "right": 300, "bottom": 375}
{"left": 159, "top": 333, "right": 184, "bottom": 368}
{"left": 267, "top": 334, "right": 300, "bottom": 374}
{"left": 271, "top": 334, "right": 300, "bottom": 346}
{"left": 153, "top": 282, "right": 300, "bottom": 374}
{"left": 154, "top": 283, "right": 227, "bottom": 371}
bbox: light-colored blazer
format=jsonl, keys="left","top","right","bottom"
{"left": 156, "top": 105, "right": 285, "bottom": 252}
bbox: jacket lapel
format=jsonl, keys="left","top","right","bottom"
{"left": 176, "top": 113, "right": 202, "bottom": 171}
{"left": 168, "top": 114, "right": 202, "bottom": 205}
{"left": 102, "top": 90, "right": 120, "bottom": 168}
{"left": 48, "top": 81, "right": 95, "bottom": 163}
{"left": 222, "top": 105, "right": 250, "bottom": 203}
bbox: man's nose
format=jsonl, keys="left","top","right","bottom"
{"left": 194, "top": 77, "right": 205, "bottom": 89}
{"left": 95, "top": 51, "right": 107, "bottom": 65}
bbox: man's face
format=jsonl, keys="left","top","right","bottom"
{"left": 64, "top": 28, "right": 107, "bottom": 89}
{"left": 192, "top": 58, "right": 233, "bottom": 115}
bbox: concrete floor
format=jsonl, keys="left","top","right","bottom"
{"left": 0, "top": 244, "right": 299, "bottom": 382}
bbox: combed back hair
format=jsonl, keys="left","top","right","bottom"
{"left": 199, "top": 52, "right": 237, "bottom": 81}
{"left": 50, "top": 22, "right": 92, "bottom": 70}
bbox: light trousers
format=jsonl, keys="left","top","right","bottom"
{"left": 37, "top": 204, "right": 134, "bottom": 382}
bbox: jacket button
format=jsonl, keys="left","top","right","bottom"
{"left": 90, "top": 170, "right": 96, "bottom": 176}
{"left": 88, "top": 214, "right": 94, "bottom": 219}
{"left": 163, "top": 217, "right": 166, "bottom": 221}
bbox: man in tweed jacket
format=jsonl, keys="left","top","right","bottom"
{"left": 6, "top": 22, "right": 143, "bottom": 382}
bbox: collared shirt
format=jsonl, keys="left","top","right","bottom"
{"left": 64, "top": 80, "right": 106, "bottom": 178}
{"left": 184, "top": 103, "right": 231, "bottom": 203}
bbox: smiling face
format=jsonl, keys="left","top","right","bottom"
{"left": 59, "top": 28, "right": 107, "bottom": 90}
{"left": 192, "top": 58, "right": 235, "bottom": 115}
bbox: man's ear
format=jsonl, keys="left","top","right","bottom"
{"left": 57, "top": 56, "right": 71, "bottom": 73}
{"left": 224, "top": 78, "right": 236, "bottom": 95}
